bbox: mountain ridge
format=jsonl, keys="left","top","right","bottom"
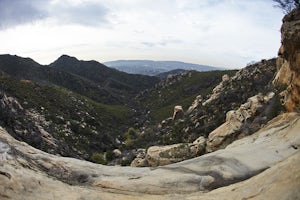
{"left": 50, "top": 55, "right": 160, "bottom": 94}
{"left": 0, "top": 54, "right": 160, "bottom": 104}
{"left": 104, "top": 60, "right": 223, "bottom": 76}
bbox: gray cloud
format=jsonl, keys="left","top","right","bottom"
{"left": 49, "top": 1, "right": 108, "bottom": 26}
{"left": 0, "top": 0, "right": 48, "bottom": 29}
{"left": 0, "top": 0, "right": 109, "bottom": 29}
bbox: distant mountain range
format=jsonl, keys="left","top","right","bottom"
{"left": 104, "top": 60, "right": 223, "bottom": 76}
{"left": 0, "top": 54, "right": 159, "bottom": 104}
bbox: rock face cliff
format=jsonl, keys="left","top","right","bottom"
{"left": 274, "top": 8, "right": 300, "bottom": 112}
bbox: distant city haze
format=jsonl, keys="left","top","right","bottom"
{"left": 0, "top": 0, "right": 284, "bottom": 69}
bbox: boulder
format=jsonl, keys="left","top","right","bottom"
{"left": 172, "top": 105, "right": 184, "bottom": 120}
{"left": 191, "top": 136, "right": 206, "bottom": 155}
{"left": 131, "top": 138, "right": 206, "bottom": 167}
{"left": 130, "top": 157, "right": 148, "bottom": 167}
{"left": 146, "top": 143, "right": 196, "bottom": 167}
{"left": 130, "top": 149, "right": 148, "bottom": 167}
{"left": 113, "top": 149, "right": 122, "bottom": 157}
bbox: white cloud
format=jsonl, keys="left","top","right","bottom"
{"left": 0, "top": 0, "right": 284, "bottom": 68}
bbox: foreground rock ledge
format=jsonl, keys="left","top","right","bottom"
{"left": 0, "top": 113, "right": 300, "bottom": 200}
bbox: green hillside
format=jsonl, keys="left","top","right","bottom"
{"left": 50, "top": 55, "right": 160, "bottom": 93}
{"left": 0, "top": 74, "right": 131, "bottom": 158}
{"left": 136, "top": 70, "right": 237, "bottom": 122}
{"left": 0, "top": 54, "right": 159, "bottom": 105}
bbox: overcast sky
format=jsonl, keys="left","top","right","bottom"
{"left": 0, "top": 0, "right": 284, "bottom": 68}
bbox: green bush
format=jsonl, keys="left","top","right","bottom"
{"left": 120, "top": 159, "right": 132, "bottom": 166}
{"left": 105, "top": 150, "right": 115, "bottom": 161}
{"left": 90, "top": 153, "right": 107, "bottom": 165}
{"left": 123, "top": 127, "right": 139, "bottom": 148}
{"left": 124, "top": 127, "right": 138, "bottom": 140}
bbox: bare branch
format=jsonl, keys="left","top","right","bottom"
{"left": 273, "top": 0, "right": 299, "bottom": 14}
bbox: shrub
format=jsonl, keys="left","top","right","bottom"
{"left": 90, "top": 153, "right": 107, "bottom": 165}
{"left": 124, "top": 127, "right": 138, "bottom": 140}
{"left": 105, "top": 150, "right": 115, "bottom": 161}
{"left": 123, "top": 127, "right": 139, "bottom": 148}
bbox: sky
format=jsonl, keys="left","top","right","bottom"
{"left": 0, "top": 0, "right": 284, "bottom": 69}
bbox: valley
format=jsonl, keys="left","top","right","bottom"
{"left": 0, "top": 4, "right": 300, "bottom": 200}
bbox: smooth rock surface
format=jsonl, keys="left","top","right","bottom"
{"left": 0, "top": 113, "right": 299, "bottom": 199}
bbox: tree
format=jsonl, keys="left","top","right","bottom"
{"left": 273, "top": 0, "right": 300, "bottom": 14}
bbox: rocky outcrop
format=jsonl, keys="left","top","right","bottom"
{"left": 0, "top": 83, "right": 129, "bottom": 161}
{"left": 156, "top": 58, "right": 277, "bottom": 146}
{"left": 202, "top": 74, "right": 231, "bottom": 106}
{"left": 130, "top": 149, "right": 148, "bottom": 167}
{"left": 131, "top": 136, "right": 206, "bottom": 167}
{"left": 273, "top": 8, "right": 300, "bottom": 112}
{"left": 155, "top": 71, "right": 193, "bottom": 89}
{"left": 0, "top": 92, "right": 23, "bottom": 113}
{"left": 202, "top": 61, "right": 276, "bottom": 108}
{"left": 172, "top": 105, "right": 184, "bottom": 120}
{"left": 147, "top": 144, "right": 190, "bottom": 166}
{"left": 0, "top": 112, "right": 299, "bottom": 199}
{"left": 0, "top": 91, "right": 62, "bottom": 156}
{"left": 134, "top": 89, "right": 280, "bottom": 166}
{"left": 187, "top": 95, "right": 203, "bottom": 114}
{"left": 206, "top": 92, "right": 276, "bottom": 152}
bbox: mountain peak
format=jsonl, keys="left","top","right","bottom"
{"left": 54, "top": 54, "right": 79, "bottom": 64}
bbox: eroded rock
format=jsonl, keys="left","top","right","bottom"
{"left": 145, "top": 143, "right": 196, "bottom": 167}
{"left": 273, "top": 8, "right": 300, "bottom": 112}
{"left": 131, "top": 138, "right": 207, "bottom": 167}
{"left": 172, "top": 105, "right": 184, "bottom": 120}
{"left": 206, "top": 92, "right": 276, "bottom": 152}
{"left": 202, "top": 74, "right": 230, "bottom": 106}
{"left": 130, "top": 149, "right": 148, "bottom": 167}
